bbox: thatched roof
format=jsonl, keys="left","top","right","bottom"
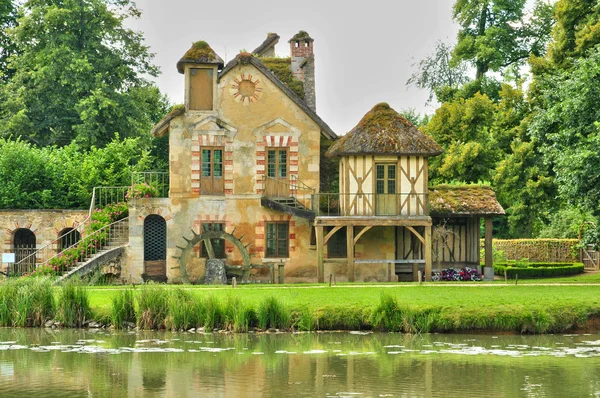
{"left": 218, "top": 52, "right": 336, "bottom": 139}
{"left": 429, "top": 185, "right": 505, "bottom": 216}
{"left": 326, "top": 103, "right": 443, "bottom": 157}
{"left": 151, "top": 105, "right": 185, "bottom": 137}
{"left": 177, "top": 41, "right": 224, "bottom": 74}
{"left": 253, "top": 33, "right": 280, "bottom": 56}
{"left": 289, "top": 30, "right": 314, "bottom": 43}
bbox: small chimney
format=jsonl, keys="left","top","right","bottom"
{"left": 289, "top": 31, "right": 316, "bottom": 112}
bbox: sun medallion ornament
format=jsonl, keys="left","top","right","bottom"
{"left": 229, "top": 74, "right": 262, "bottom": 105}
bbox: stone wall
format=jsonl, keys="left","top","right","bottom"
{"left": 0, "top": 209, "right": 88, "bottom": 265}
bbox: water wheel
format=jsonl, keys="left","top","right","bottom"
{"left": 173, "top": 228, "right": 252, "bottom": 284}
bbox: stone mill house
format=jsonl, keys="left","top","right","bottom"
{"left": 0, "top": 32, "right": 504, "bottom": 283}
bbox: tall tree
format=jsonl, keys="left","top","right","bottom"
{"left": 0, "top": 0, "right": 168, "bottom": 149}
{"left": 452, "top": 0, "right": 555, "bottom": 79}
{"left": 530, "top": 47, "right": 600, "bottom": 240}
{"left": 406, "top": 41, "right": 470, "bottom": 104}
{"left": 0, "top": 0, "right": 18, "bottom": 82}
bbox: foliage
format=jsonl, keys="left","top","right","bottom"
{"left": 126, "top": 183, "right": 159, "bottom": 201}
{"left": 0, "top": 137, "right": 154, "bottom": 209}
{"left": 57, "top": 281, "right": 91, "bottom": 327}
{"left": 494, "top": 262, "right": 585, "bottom": 279}
{"left": 407, "top": 41, "right": 470, "bottom": 104}
{"left": 136, "top": 283, "right": 169, "bottom": 330}
{"left": 261, "top": 57, "right": 304, "bottom": 99}
{"left": 489, "top": 238, "right": 579, "bottom": 262}
{"left": 47, "top": 202, "right": 128, "bottom": 273}
{"left": 530, "top": 46, "right": 600, "bottom": 243}
{"left": 0, "top": 278, "right": 54, "bottom": 327}
{"left": 0, "top": 0, "right": 169, "bottom": 149}
{"left": 257, "top": 296, "right": 289, "bottom": 330}
{"left": 452, "top": 0, "right": 555, "bottom": 79}
{"left": 111, "top": 288, "right": 136, "bottom": 329}
{"left": 0, "top": 0, "right": 18, "bottom": 82}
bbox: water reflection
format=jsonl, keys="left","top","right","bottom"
{"left": 0, "top": 329, "right": 600, "bottom": 397}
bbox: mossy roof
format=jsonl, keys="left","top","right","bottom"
{"left": 289, "top": 30, "right": 314, "bottom": 43}
{"left": 151, "top": 105, "right": 185, "bottom": 137}
{"left": 260, "top": 57, "right": 304, "bottom": 99}
{"left": 326, "top": 103, "right": 443, "bottom": 157}
{"left": 252, "top": 33, "right": 280, "bottom": 56}
{"left": 177, "top": 41, "right": 224, "bottom": 74}
{"left": 218, "top": 52, "right": 336, "bottom": 139}
{"left": 429, "top": 185, "right": 505, "bottom": 216}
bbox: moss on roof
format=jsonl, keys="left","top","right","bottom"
{"left": 429, "top": 184, "right": 505, "bottom": 216}
{"left": 326, "top": 103, "right": 443, "bottom": 157}
{"left": 151, "top": 104, "right": 185, "bottom": 137}
{"left": 177, "top": 41, "right": 224, "bottom": 73}
{"left": 261, "top": 57, "right": 304, "bottom": 99}
{"left": 289, "top": 30, "right": 314, "bottom": 43}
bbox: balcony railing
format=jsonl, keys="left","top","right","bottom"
{"left": 263, "top": 175, "right": 315, "bottom": 209}
{"left": 312, "top": 193, "right": 429, "bottom": 217}
{"left": 132, "top": 172, "right": 169, "bottom": 198}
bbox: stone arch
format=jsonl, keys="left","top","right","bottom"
{"left": 143, "top": 215, "right": 167, "bottom": 282}
{"left": 14, "top": 228, "right": 36, "bottom": 273}
{"left": 58, "top": 228, "right": 81, "bottom": 252}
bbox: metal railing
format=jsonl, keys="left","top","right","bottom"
{"left": 312, "top": 193, "right": 429, "bottom": 217}
{"left": 10, "top": 186, "right": 129, "bottom": 274}
{"left": 262, "top": 175, "right": 315, "bottom": 209}
{"left": 43, "top": 217, "right": 129, "bottom": 274}
{"left": 131, "top": 172, "right": 169, "bottom": 198}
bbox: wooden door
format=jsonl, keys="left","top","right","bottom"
{"left": 375, "top": 164, "right": 397, "bottom": 215}
{"left": 201, "top": 148, "right": 224, "bottom": 195}
{"left": 265, "top": 148, "right": 288, "bottom": 197}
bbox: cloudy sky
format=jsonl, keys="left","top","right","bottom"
{"left": 127, "top": 0, "right": 459, "bottom": 135}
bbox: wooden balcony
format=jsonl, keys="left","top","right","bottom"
{"left": 312, "top": 192, "right": 429, "bottom": 218}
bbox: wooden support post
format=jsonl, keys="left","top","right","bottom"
{"left": 387, "top": 262, "right": 392, "bottom": 282}
{"left": 278, "top": 262, "right": 284, "bottom": 284}
{"left": 485, "top": 217, "right": 493, "bottom": 269}
{"left": 424, "top": 226, "right": 432, "bottom": 281}
{"left": 316, "top": 226, "right": 324, "bottom": 283}
{"left": 347, "top": 226, "right": 355, "bottom": 282}
{"left": 412, "top": 263, "right": 419, "bottom": 282}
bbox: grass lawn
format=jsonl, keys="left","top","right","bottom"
{"left": 86, "top": 283, "right": 600, "bottom": 319}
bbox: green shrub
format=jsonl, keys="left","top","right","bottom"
{"left": 57, "top": 281, "right": 91, "bottom": 327}
{"left": 494, "top": 262, "right": 585, "bottom": 279}
{"left": 111, "top": 289, "right": 136, "bottom": 329}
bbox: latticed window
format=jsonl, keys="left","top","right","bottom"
{"left": 376, "top": 164, "right": 396, "bottom": 194}
{"left": 200, "top": 223, "right": 226, "bottom": 258}
{"left": 266, "top": 222, "right": 289, "bottom": 258}
{"left": 144, "top": 215, "right": 166, "bottom": 261}
{"left": 267, "top": 148, "right": 287, "bottom": 178}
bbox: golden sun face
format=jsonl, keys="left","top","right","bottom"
{"left": 229, "top": 73, "right": 262, "bottom": 105}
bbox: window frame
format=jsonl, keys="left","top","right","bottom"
{"left": 200, "top": 146, "right": 225, "bottom": 195}
{"left": 188, "top": 67, "right": 215, "bottom": 111}
{"left": 265, "top": 222, "right": 289, "bottom": 258}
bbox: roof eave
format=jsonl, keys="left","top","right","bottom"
{"left": 218, "top": 55, "right": 337, "bottom": 140}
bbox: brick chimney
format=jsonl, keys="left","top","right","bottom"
{"left": 289, "top": 31, "right": 316, "bottom": 112}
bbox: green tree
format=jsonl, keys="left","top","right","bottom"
{"left": 547, "top": 0, "right": 600, "bottom": 68}
{"left": 0, "top": 0, "right": 18, "bottom": 82}
{"left": 407, "top": 41, "right": 470, "bottom": 104}
{"left": 452, "top": 0, "right": 555, "bottom": 79}
{"left": 530, "top": 47, "right": 600, "bottom": 239}
{"left": 0, "top": 0, "right": 168, "bottom": 148}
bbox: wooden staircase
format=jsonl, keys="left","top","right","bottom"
{"left": 260, "top": 197, "right": 315, "bottom": 221}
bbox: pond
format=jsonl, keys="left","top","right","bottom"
{"left": 1, "top": 329, "right": 600, "bottom": 397}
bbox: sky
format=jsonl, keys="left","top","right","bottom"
{"left": 127, "top": 0, "right": 459, "bottom": 135}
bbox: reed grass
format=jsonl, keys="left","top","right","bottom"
{"left": 111, "top": 289, "right": 136, "bottom": 329}
{"left": 0, "top": 278, "right": 54, "bottom": 327}
{"left": 57, "top": 281, "right": 90, "bottom": 327}
{"left": 167, "top": 289, "right": 198, "bottom": 330}
{"left": 257, "top": 296, "right": 290, "bottom": 330}
{"left": 137, "top": 283, "right": 169, "bottom": 329}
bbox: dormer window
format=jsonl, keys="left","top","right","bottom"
{"left": 189, "top": 68, "right": 214, "bottom": 111}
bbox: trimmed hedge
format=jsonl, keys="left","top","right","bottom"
{"left": 494, "top": 262, "right": 585, "bottom": 279}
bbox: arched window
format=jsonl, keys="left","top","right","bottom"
{"left": 144, "top": 215, "right": 167, "bottom": 281}
{"left": 14, "top": 228, "right": 36, "bottom": 273}
{"left": 58, "top": 228, "right": 81, "bottom": 252}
